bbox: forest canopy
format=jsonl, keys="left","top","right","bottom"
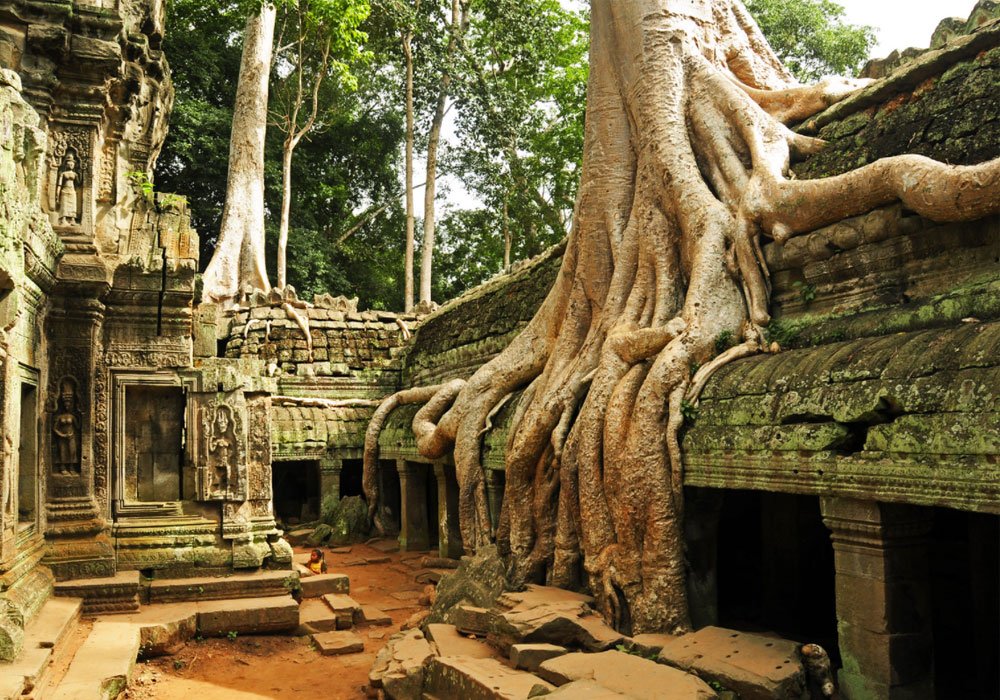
{"left": 157, "top": 0, "right": 875, "bottom": 309}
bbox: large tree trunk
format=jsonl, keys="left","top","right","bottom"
{"left": 365, "top": 0, "right": 1000, "bottom": 635}
{"left": 419, "top": 0, "right": 465, "bottom": 306}
{"left": 277, "top": 140, "right": 294, "bottom": 288}
{"left": 203, "top": 5, "right": 276, "bottom": 303}
{"left": 402, "top": 26, "right": 416, "bottom": 313}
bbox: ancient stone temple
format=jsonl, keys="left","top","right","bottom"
{"left": 0, "top": 0, "right": 291, "bottom": 668}
{"left": 0, "top": 0, "right": 997, "bottom": 698}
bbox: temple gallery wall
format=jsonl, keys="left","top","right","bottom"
{"left": 0, "top": 1, "right": 997, "bottom": 698}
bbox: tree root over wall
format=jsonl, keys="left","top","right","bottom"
{"left": 365, "top": 0, "right": 1000, "bottom": 635}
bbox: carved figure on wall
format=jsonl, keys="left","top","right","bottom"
{"left": 53, "top": 378, "right": 81, "bottom": 475}
{"left": 208, "top": 404, "right": 235, "bottom": 496}
{"left": 55, "top": 151, "right": 80, "bottom": 226}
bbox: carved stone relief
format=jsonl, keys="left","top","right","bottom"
{"left": 198, "top": 400, "right": 247, "bottom": 502}
{"left": 51, "top": 376, "right": 81, "bottom": 476}
{"left": 46, "top": 128, "right": 91, "bottom": 231}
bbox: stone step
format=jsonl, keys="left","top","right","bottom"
{"left": 321, "top": 593, "right": 362, "bottom": 629}
{"left": 144, "top": 569, "right": 298, "bottom": 604}
{"left": 54, "top": 572, "right": 141, "bottom": 616}
{"left": 424, "top": 655, "right": 554, "bottom": 700}
{"left": 299, "top": 572, "right": 350, "bottom": 598}
{"left": 538, "top": 650, "right": 717, "bottom": 699}
{"left": 49, "top": 621, "right": 141, "bottom": 700}
{"left": 0, "top": 597, "right": 86, "bottom": 700}
{"left": 299, "top": 598, "right": 340, "bottom": 634}
{"left": 197, "top": 595, "right": 300, "bottom": 636}
{"left": 359, "top": 604, "right": 392, "bottom": 627}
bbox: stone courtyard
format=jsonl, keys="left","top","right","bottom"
{"left": 0, "top": 0, "right": 998, "bottom": 699}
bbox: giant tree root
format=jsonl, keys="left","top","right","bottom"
{"left": 364, "top": 0, "right": 1000, "bottom": 635}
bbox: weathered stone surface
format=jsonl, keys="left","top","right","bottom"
{"left": 197, "top": 596, "right": 299, "bottom": 636}
{"left": 50, "top": 621, "right": 141, "bottom": 700}
{"left": 544, "top": 679, "right": 631, "bottom": 698}
{"left": 146, "top": 570, "right": 298, "bottom": 604}
{"left": 300, "top": 573, "right": 350, "bottom": 598}
{"left": 659, "top": 627, "right": 806, "bottom": 700}
{"left": 322, "top": 593, "right": 362, "bottom": 629}
{"left": 452, "top": 605, "right": 495, "bottom": 635}
{"left": 425, "top": 623, "right": 497, "bottom": 659}
{"left": 54, "top": 572, "right": 141, "bottom": 616}
{"left": 510, "top": 643, "right": 568, "bottom": 672}
{"left": 312, "top": 630, "right": 365, "bottom": 656}
{"left": 539, "top": 651, "right": 717, "bottom": 700}
{"left": 360, "top": 605, "right": 393, "bottom": 627}
{"left": 424, "top": 656, "right": 554, "bottom": 700}
{"left": 299, "top": 599, "right": 341, "bottom": 634}
{"left": 493, "top": 586, "right": 624, "bottom": 652}
{"left": 627, "top": 633, "right": 676, "bottom": 658}
{"left": 124, "top": 605, "right": 197, "bottom": 658}
{"left": 369, "top": 629, "right": 435, "bottom": 700}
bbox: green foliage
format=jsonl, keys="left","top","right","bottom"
{"left": 792, "top": 280, "right": 817, "bottom": 304}
{"left": 227, "top": 630, "right": 239, "bottom": 642}
{"left": 745, "top": 0, "right": 876, "bottom": 80}
{"left": 126, "top": 170, "right": 155, "bottom": 202}
{"left": 714, "top": 329, "right": 735, "bottom": 354}
{"left": 614, "top": 643, "right": 659, "bottom": 661}
{"left": 681, "top": 399, "right": 698, "bottom": 423}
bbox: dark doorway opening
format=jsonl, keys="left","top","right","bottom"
{"left": 340, "top": 458, "right": 364, "bottom": 498}
{"left": 929, "top": 509, "right": 999, "bottom": 699}
{"left": 716, "top": 490, "right": 839, "bottom": 659}
{"left": 18, "top": 382, "right": 38, "bottom": 528}
{"left": 378, "top": 459, "right": 401, "bottom": 535}
{"left": 273, "top": 460, "right": 320, "bottom": 525}
{"left": 426, "top": 466, "right": 439, "bottom": 550}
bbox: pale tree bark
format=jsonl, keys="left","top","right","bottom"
{"left": 365, "top": 0, "right": 1000, "bottom": 635}
{"left": 402, "top": 9, "right": 417, "bottom": 312}
{"left": 203, "top": 5, "right": 276, "bottom": 304}
{"left": 419, "top": 0, "right": 467, "bottom": 306}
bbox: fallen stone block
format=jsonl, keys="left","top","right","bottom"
{"left": 627, "top": 633, "right": 676, "bottom": 657}
{"left": 299, "top": 573, "right": 350, "bottom": 598}
{"left": 369, "top": 539, "right": 400, "bottom": 553}
{"left": 300, "top": 599, "right": 340, "bottom": 633}
{"left": 360, "top": 604, "right": 393, "bottom": 626}
{"left": 312, "top": 630, "right": 365, "bottom": 656}
{"left": 322, "top": 593, "right": 362, "bottom": 629}
{"left": 510, "top": 643, "right": 567, "bottom": 672}
{"left": 414, "top": 568, "right": 450, "bottom": 585}
{"left": 197, "top": 596, "right": 299, "bottom": 636}
{"left": 658, "top": 627, "right": 807, "bottom": 700}
{"left": 452, "top": 605, "right": 494, "bottom": 636}
{"left": 494, "top": 585, "right": 624, "bottom": 652}
{"left": 424, "top": 656, "right": 554, "bottom": 700}
{"left": 546, "top": 679, "right": 631, "bottom": 698}
{"left": 538, "top": 650, "right": 717, "bottom": 700}
{"left": 125, "top": 606, "right": 197, "bottom": 657}
{"left": 369, "top": 629, "right": 435, "bottom": 700}
{"left": 425, "top": 623, "right": 496, "bottom": 659}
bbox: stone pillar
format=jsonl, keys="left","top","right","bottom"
{"left": 433, "top": 462, "right": 463, "bottom": 559}
{"left": 821, "top": 498, "right": 935, "bottom": 700}
{"left": 319, "top": 456, "right": 343, "bottom": 518}
{"left": 44, "top": 292, "right": 114, "bottom": 580}
{"left": 397, "top": 460, "right": 430, "bottom": 552}
{"left": 483, "top": 468, "right": 505, "bottom": 532}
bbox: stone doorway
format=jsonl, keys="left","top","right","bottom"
{"left": 929, "top": 508, "right": 999, "bottom": 699}
{"left": 715, "top": 490, "right": 838, "bottom": 655}
{"left": 16, "top": 374, "right": 39, "bottom": 531}
{"left": 272, "top": 460, "right": 321, "bottom": 526}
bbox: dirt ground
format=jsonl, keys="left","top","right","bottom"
{"left": 127, "top": 542, "right": 440, "bottom": 700}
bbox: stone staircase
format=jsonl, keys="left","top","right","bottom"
{"left": 2, "top": 568, "right": 306, "bottom": 700}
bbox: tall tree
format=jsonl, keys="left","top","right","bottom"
{"left": 271, "top": 0, "right": 371, "bottom": 289}
{"left": 203, "top": 4, "right": 277, "bottom": 303}
{"left": 366, "top": 0, "right": 1000, "bottom": 636}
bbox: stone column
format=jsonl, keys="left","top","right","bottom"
{"left": 433, "top": 462, "right": 463, "bottom": 558}
{"left": 44, "top": 292, "right": 114, "bottom": 580}
{"left": 396, "top": 460, "right": 430, "bottom": 552}
{"left": 483, "top": 468, "right": 505, "bottom": 532}
{"left": 319, "top": 456, "right": 343, "bottom": 517}
{"left": 821, "top": 498, "right": 935, "bottom": 700}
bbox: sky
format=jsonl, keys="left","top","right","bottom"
{"left": 835, "top": 0, "right": 981, "bottom": 56}
{"left": 416, "top": 0, "right": 983, "bottom": 218}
